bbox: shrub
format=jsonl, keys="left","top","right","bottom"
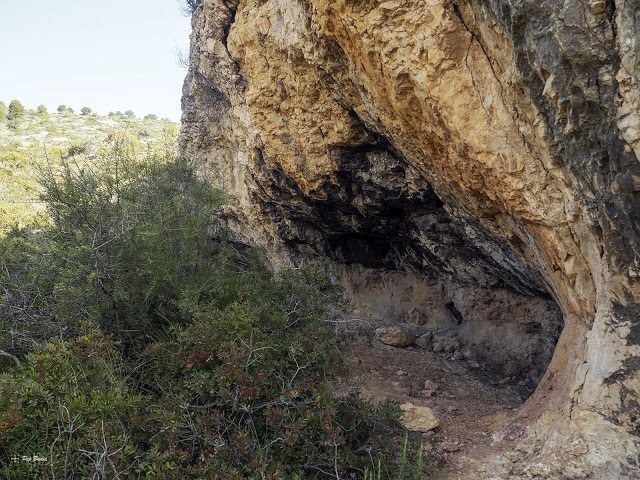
{"left": 57, "top": 105, "right": 66, "bottom": 113}
{"left": 138, "top": 261, "right": 387, "bottom": 478}
{"left": 36, "top": 105, "right": 47, "bottom": 115}
{"left": 0, "top": 132, "right": 429, "bottom": 477}
{"left": 0, "top": 101, "right": 6, "bottom": 121}
{"left": 0, "top": 143, "right": 225, "bottom": 362}
{"left": 0, "top": 229, "right": 62, "bottom": 360}
{"left": 0, "top": 323, "right": 144, "bottom": 479}
{"left": 80, "top": 106, "right": 92, "bottom": 116}
{"left": 0, "top": 257, "right": 404, "bottom": 478}
{"left": 180, "top": 0, "right": 202, "bottom": 16}
{"left": 64, "top": 141, "right": 88, "bottom": 157}
{"left": 33, "top": 151, "right": 225, "bottom": 353}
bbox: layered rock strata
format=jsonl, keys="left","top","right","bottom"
{"left": 180, "top": 0, "right": 640, "bottom": 477}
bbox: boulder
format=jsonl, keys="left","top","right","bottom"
{"left": 400, "top": 403, "right": 440, "bottom": 432}
{"left": 375, "top": 326, "right": 415, "bottom": 348}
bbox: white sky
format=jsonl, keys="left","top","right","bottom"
{"left": 0, "top": 0, "right": 191, "bottom": 121}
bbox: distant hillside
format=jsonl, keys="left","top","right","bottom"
{"left": 0, "top": 106, "right": 180, "bottom": 233}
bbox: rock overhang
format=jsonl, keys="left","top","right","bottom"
{"left": 180, "top": 0, "right": 640, "bottom": 476}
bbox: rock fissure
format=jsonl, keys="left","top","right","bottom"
{"left": 455, "top": 3, "right": 507, "bottom": 97}
{"left": 221, "top": 1, "right": 239, "bottom": 51}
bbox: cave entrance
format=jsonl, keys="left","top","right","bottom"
{"left": 336, "top": 266, "right": 564, "bottom": 407}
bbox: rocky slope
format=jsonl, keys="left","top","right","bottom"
{"left": 180, "top": 0, "right": 640, "bottom": 477}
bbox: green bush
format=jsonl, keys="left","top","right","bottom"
{"left": 6, "top": 118, "right": 20, "bottom": 130}
{"left": 137, "top": 261, "right": 388, "bottom": 478}
{"left": 135, "top": 256, "right": 426, "bottom": 478}
{"left": 0, "top": 323, "right": 144, "bottom": 479}
{"left": 0, "top": 229, "right": 61, "bottom": 359}
{"left": 0, "top": 143, "right": 226, "bottom": 360}
{"left": 0, "top": 258, "right": 406, "bottom": 479}
{"left": 0, "top": 135, "right": 428, "bottom": 477}
{"left": 34, "top": 151, "right": 225, "bottom": 352}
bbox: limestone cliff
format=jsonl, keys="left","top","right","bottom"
{"left": 180, "top": 0, "right": 640, "bottom": 477}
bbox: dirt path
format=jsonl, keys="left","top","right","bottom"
{"left": 335, "top": 317, "right": 533, "bottom": 478}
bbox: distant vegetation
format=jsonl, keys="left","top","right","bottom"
{"left": 0, "top": 101, "right": 179, "bottom": 235}
{"left": 0, "top": 100, "right": 427, "bottom": 478}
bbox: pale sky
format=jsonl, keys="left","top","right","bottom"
{"left": 0, "top": 0, "right": 191, "bottom": 121}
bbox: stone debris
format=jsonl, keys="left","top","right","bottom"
{"left": 408, "top": 306, "right": 429, "bottom": 325}
{"left": 422, "top": 379, "right": 439, "bottom": 396}
{"left": 415, "top": 332, "right": 433, "bottom": 349}
{"left": 375, "top": 326, "right": 415, "bottom": 348}
{"left": 400, "top": 403, "right": 440, "bottom": 432}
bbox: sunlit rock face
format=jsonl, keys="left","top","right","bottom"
{"left": 181, "top": 0, "right": 640, "bottom": 476}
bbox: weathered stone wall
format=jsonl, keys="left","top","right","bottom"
{"left": 181, "top": 0, "right": 640, "bottom": 476}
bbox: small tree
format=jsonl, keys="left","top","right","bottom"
{"left": 36, "top": 105, "right": 48, "bottom": 115}
{"left": 7, "top": 100, "right": 26, "bottom": 121}
{"left": 67, "top": 107, "right": 75, "bottom": 114}
{"left": 124, "top": 110, "right": 135, "bottom": 118}
{"left": 80, "top": 106, "right": 92, "bottom": 116}
{"left": 0, "top": 101, "right": 6, "bottom": 121}
{"left": 144, "top": 113, "right": 158, "bottom": 121}
{"left": 57, "top": 104, "right": 67, "bottom": 113}
{"left": 7, "top": 100, "right": 26, "bottom": 129}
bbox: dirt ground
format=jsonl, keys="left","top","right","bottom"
{"left": 334, "top": 316, "right": 534, "bottom": 479}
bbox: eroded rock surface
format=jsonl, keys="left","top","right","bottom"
{"left": 181, "top": 0, "right": 640, "bottom": 477}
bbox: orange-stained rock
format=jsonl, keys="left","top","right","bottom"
{"left": 180, "top": 0, "right": 640, "bottom": 477}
